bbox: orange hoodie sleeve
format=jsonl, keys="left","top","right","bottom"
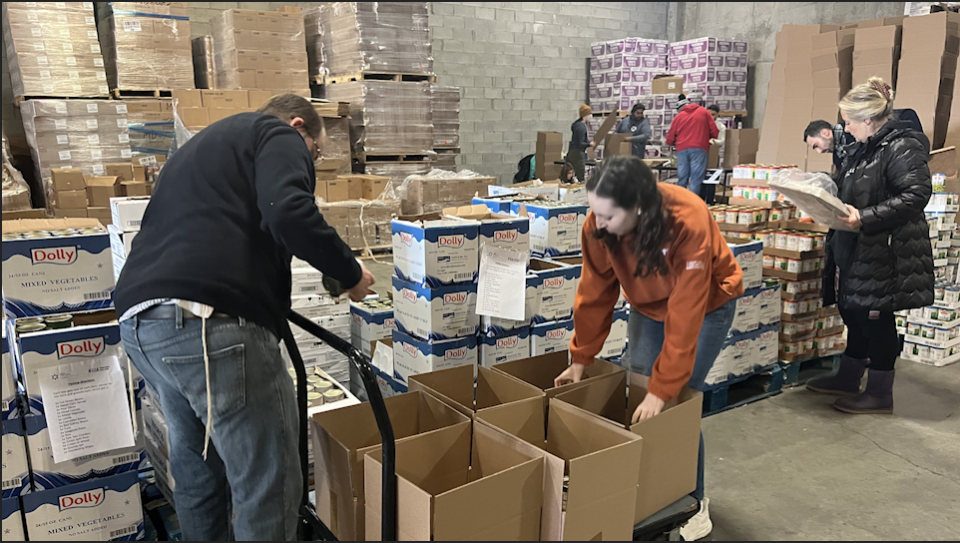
{"left": 648, "top": 222, "right": 713, "bottom": 402}
{"left": 569, "top": 216, "right": 621, "bottom": 366}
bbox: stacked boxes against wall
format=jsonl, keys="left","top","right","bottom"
{"left": 2, "top": 2, "right": 108, "bottom": 99}
{"left": 806, "top": 29, "right": 855, "bottom": 173}
{"left": 852, "top": 18, "right": 904, "bottom": 89}
{"left": 2, "top": 218, "right": 146, "bottom": 541}
{"left": 589, "top": 38, "right": 670, "bottom": 114}
{"left": 669, "top": 37, "right": 749, "bottom": 113}
{"left": 210, "top": 9, "right": 309, "bottom": 95}
{"left": 124, "top": 99, "right": 175, "bottom": 160}
{"left": 431, "top": 85, "right": 461, "bottom": 171}
{"left": 19, "top": 99, "right": 132, "bottom": 211}
{"left": 97, "top": 2, "right": 194, "bottom": 93}
{"left": 306, "top": 2, "right": 433, "bottom": 81}
{"left": 192, "top": 35, "right": 217, "bottom": 90}
{"left": 315, "top": 174, "right": 400, "bottom": 250}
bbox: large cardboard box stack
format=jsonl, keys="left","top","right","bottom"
{"left": 669, "top": 37, "right": 749, "bottom": 112}
{"left": 897, "top": 11, "right": 960, "bottom": 149}
{"left": 172, "top": 89, "right": 264, "bottom": 132}
{"left": 19, "top": 100, "right": 132, "bottom": 208}
{"left": 1, "top": 3, "right": 109, "bottom": 99}
{"left": 97, "top": 2, "right": 194, "bottom": 92}
{"left": 124, "top": 99, "right": 175, "bottom": 159}
{"left": 305, "top": 2, "right": 433, "bottom": 81}
{"left": 535, "top": 131, "right": 563, "bottom": 181}
{"left": 325, "top": 81, "right": 434, "bottom": 157}
{"left": 210, "top": 8, "right": 309, "bottom": 94}
{"left": 588, "top": 38, "right": 670, "bottom": 114}
{"left": 394, "top": 171, "right": 495, "bottom": 216}
{"left": 192, "top": 35, "right": 217, "bottom": 90}
{"left": 807, "top": 29, "right": 856, "bottom": 172}
{"left": 724, "top": 128, "right": 760, "bottom": 168}
{"left": 431, "top": 85, "right": 461, "bottom": 171}
{"left": 852, "top": 19, "right": 904, "bottom": 88}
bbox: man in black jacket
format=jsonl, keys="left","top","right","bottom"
{"left": 116, "top": 94, "right": 375, "bottom": 541}
{"left": 803, "top": 109, "right": 929, "bottom": 172}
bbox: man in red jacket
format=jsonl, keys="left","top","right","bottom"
{"left": 666, "top": 96, "right": 719, "bottom": 198}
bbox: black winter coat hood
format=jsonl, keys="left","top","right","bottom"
{"left": 823, "top": 120, "right": 934, "bottom": 311}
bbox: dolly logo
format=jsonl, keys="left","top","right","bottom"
{"left": 546, "top": 329, "right": 567, "bottom": 340}
{"left": 402, "top": 289, "right": 418, "bottom": 302}
{"left": 403, "top": 343, "right": 418, "bottom": 356}
{"left": 352, "top": 314, "right": 362, "bottom": 324}
{"left": 443, "top": 292, "right": 467, "bottom": 305}
{"left": 438, "top": 235, "right": 464, "bottom": 248}
{"left": 543, "top": 277, "right": 565, "bottom": 289}
{"left": 59, "top": 488, "right": 104, "bottom": 511}
{"left": 57, "top": 338, "right": 105, "bottom": 359}
{"left": 494, "top": 230, "right": 519, "bottom": 243}
{"left": 496, "top": 337, "right": 519, "bottom": 349}
{"left": 399, "top": 232, "right": 416, "bottom": 247}
{"left": 31, "top": 246, "right": 77, "bottom": 265}
{"left": 445, "top": 346, "right": 468, "bottom": 360}
{"left": 558, "top": 213, "right": 577, "bottom": 224}
{"left": 383, "top": 318, "right": 396, "bottom": 329}
{"left": 736, "top": 340, "right": 750, "bottom": 349}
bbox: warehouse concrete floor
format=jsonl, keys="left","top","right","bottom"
{"left": 362, "top": 259, "right": 960, "bottom": 541}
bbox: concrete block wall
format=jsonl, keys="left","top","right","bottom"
{"left": 430, "top": 2, "right": 669, "bottom": 182}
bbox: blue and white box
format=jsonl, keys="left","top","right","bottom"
{"left": 472, "top": 195, "right": 515, "bottom": 215}
{"left": 2, "top": 326, "right": 18, "bottom": 421}
{"left": 2, "top": 220, "right": 115, "bottom": 318}
{"left": 531, "top": 318, "right": 575, "bottom": 356}
{"left": 707, "top": 331, "right": 760, "bottom": 386}
{"left": 22, "top": 471, "right": 143, "bottom": 541}
{"left": 2, "top": 419, "right": 30, "bottom": 498}
{"left": 727, "top": 238, "right": 763, "bottom": 290}
{"left": 600, "top": 309, "right": 629, "bottom": 359}
{"left": 481, "top": 274, "right": 542, "bottom": 337}
{"left": 2, "top": 497, "right": 25, "bottom": 541}
{"left": 391, "top": 217, "right": 480, "bottom": 287}
{"left": 480, "top": 328, "right": 531, "bottom": 368}
{"left": 391, "top": 330, "right": 478, "bottom": 387}
{"left": 392, "top": 276, "right": 478, "bottom": 341}
{"left": 530, "top": 259, "right": 578, "bottom": 323}
{"left": 756, "top": 327, "right": 779, "bottom": 367}
{"left": 731, "top": 288, "right": 761, "bottom": 334}
{"left": 350, "top": 304, "right": 396, "bottom": 358}
{"left": 16, "top": 322, "right": 128, "bottom": 417}
{"left": 513, "top": 201, "right": 588, "bottom": 257}
{"left": 445, "top": 204, "right": 531, "bottom": 264}
{"left": 757, "top": 284, "right": 782, "bottom": 326}
{"left": 550, "top": 255, "right": 583, "bottom": 293}
{"left": 24, "top": 414, "right": 145, "bottom": 491}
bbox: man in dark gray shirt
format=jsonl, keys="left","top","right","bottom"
{"left": 614, "top": 103, "right": 652, "bottom": 158}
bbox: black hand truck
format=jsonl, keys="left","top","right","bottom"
{"left": 284, "top": 311, "right": 397, "bottom": 542}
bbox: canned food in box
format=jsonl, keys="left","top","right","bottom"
{"left": 918, "top": 345, "right": 931, "bottom": 360}
{"left": 802, "top": 339, "right": 815, "bottom": 352}
{"left": 782, "top": 341, "right": 800, "bottom": 354}
{"left": 796, "top": 234, "right": 814, "bottom": 252}
{"left": 758, "top": 230, "right": 775, "bottom": 248}
{"left": 804, "top": 318, "right": 817, "bottom": 333}
{"left": 922, "top": 325, "right": 935, "bottom": 339}
{"left": 783, "top": 321, "right": 799, "bottom": 335}
{"left": 935, "top": 285, "right": 946, "bottom": 301}
{"left": 726, "top": 208, "right": 739, "bottom": 224}
{"left": 947, "top": 287, "right": 960, "bottom": 304}
{"left": 783, "top": 300, "right": 800, "bottom": 314}
{"left": 787, "top": 258, "right": 803, "bottom": 274}
{"left": 802, "top": 259, "right": 818, "bottom": 273}
{"left": 774, "top": 231, "right": 790, "bottom": 249}
{"left": 931, "top": 347, "right": 949, "bottom": 361}
{"left": 738, "top": 209, "right": 754, "bottom": 225}
{"left": 785, "top": 233, "right": 800, "bottom": 251}
{"left": 933, "top": 327, "right": 951, "bottom": 342}
{"left": 763, "top": 254, "right": 775, "bottom": 268}
{"left": 939, "top": 308, "right": 956, "bottom": 322}
{"left": 754, "top": 208, "right": 768, "bottom": 223}
{"left": 783, "top": 281, "right": 802, "bottom": 294}
{"left": 775, "top": 256, "right": 788, "bottom": 271}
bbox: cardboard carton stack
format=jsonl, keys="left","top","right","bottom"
{"left": 97, "top": 2, "right": 194, "bottom": 92}
{"left": 124, "top": 99, "right": 175, "bottom": 159}
{"left": 807, "top": 29, "right": 855, "bottom": 172}
{"left": 19, "top": 99, "right": 132, "bottom": 208}
{"left": 1, "top": 2, "right": 109, "bottom": 99}
{"left": 313, "top": 173, "right": 401, "bottom": 250}
{"left": 314, "top": 106, "right": 351, "bottom": 177}
{"left": 852, "top": 19, "right": 904, "bottom": 88}
{"left": 305, "top": 2, "right": 433, "bottom": 81}
{"left": 395, "top": 170, "right": 496, "bottom": 216}
{"left": 431, "top": 85, "right": 461, "bottom": 171}
{"left": 325, "top": 81, "right": 434, "bottom": 158}
{"left": 210, "top": 8, "right": 309, "bottom": 95}
{"left": 589, "top": 38, "right": 670, "bottom": 114}
{"left": 192, "top": 35, "right": 217, "bottom": 90}
{"left": 669, "top": 37, "right": 749, "bottom": 112}
{"left": 108, "top": 196, "right": 149, "bottom": 280}
{"left": 896, "top": 11, "right": 959, "bottom": 149}
{"left": 535, "top": 131, "right": 563, "bottom": 181}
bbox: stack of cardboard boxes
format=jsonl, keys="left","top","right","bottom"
{"left": 535, "top": 131, "right": 563, "bottom": 181}
{"left": 97, "top": 2, "right": 194, "bottom": 92}
{"left": 395, "top": 171, "right": 496, "bottom": 217}
{"left": 431, "top": 85, "right": 460, "bottom": 171}
{"left": 807, "top": 28, "right": 856, "bottom": 172}
{"left": 174, "top": 89, "right": 301, "bottom": 132}
{"left": 325, "top": 81, "right": 434, "bottom": 158}
{"left": 852, "top": 19, "right": 903, "bottom": 88}
{"left": 48, "top": 166, "right": 150, "bottom": 223}
{"left": 192, "top": 35, "right": 217, "bottom": 90}
{"left": 210, "top": 8, "right": 309, "bottom": 95}
{"left": 19, "top": 99, "right": 132, "bottom": 206}
{"left": 589, "top": 38, "right": 670, "bottom": 114}
{"left": 108, "top": 196, "right": 150, "bottom": 281}
{"left": 124, "top": 99, "right": 175, "bottom": 159}
{"left": 669, "top": 37, "right": 749, "bottom": 112}
{"left": 305, "top": 2, "right": 433, "bottom": 81}
{"left": 1, "top": 2, "right": 109, "bottom": 99}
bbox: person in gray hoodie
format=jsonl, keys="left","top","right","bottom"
{"left": 566, "top": 104, "right": 595, "bottom": 181}
{"left": 614, "top": 103, "right": 652, "bottom": 158}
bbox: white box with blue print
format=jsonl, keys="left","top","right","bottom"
{"left": 513, "top": 201, "right": 588, "bottom": 257}
{"left": 22, "top": 471, "right": 143, "bottom": 541}
{"left": 530, "top": 318, "right": 575, "bottom": 356}
{"left": 391, "top": 216, "right": 480, "bottom": 287}
{"left": 480, "top": 328, "right": 531, "bottom": 368}
{"left": 391, "top": 330, "right": 477, "bottom": 387}
{"left": 392, "top": 276, "right": 478, "bottom": 341}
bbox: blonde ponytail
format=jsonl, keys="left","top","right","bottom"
{"left": 839, "top": 77, "right": 895, "bottom": 123}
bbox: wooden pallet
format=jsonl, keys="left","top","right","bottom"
{"left": 701, "top": 364, "right": 784, "bottom": 417}
{"left": 320, "top": 72, "right": 437, "bottom": 85}
{"left": 433, "top": 147, "right": 460, "bottom": 155}
{"left": 781, "top": 355, "right": 840, "bottom": 388}
{"left": 112, "top": 88, "right": 173, "bottom": 99}
{"left": 357, "top": 153, "right": 431, "bottom": 163}
{"left": 13, "top": 95, "right": 109, "bottom": 107}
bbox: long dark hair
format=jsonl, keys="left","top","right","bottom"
{"left": 559, "top": 162, "right": 576, "bottom": 183}
{"left": 586, "top": 155, "right": 672, "bottom": 277}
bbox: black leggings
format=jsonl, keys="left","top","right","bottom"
{"left": 839, "top": 307, "right": 899, "bottom": 371}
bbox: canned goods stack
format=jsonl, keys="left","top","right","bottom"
{"left": 708, "top": 204, "right": 785, "bottom": 231}
{"left": 287, "top": 365, "right": 353, "bottom": 487}
{"left": 898, "top": 281, "right": 960, "bottom": 367}
{"left": 924, "top": 193, "right": 959, "bottom": 283}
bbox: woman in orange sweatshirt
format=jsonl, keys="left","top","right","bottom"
{"left": 554, "top": 155, "right": 743, "bottom": 540}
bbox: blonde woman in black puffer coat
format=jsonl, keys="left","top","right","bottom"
{"left": 808, "top": 77, "right": 934, "bottom": 414}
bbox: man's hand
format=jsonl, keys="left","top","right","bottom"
{"left": 837, "top": 204, "right": 862, "bottom": 232}
{"left": 554, "top": 363, "right": 587, "bottom": 388}
{"left": 589, "top": 141, "right": 597, "bottom": 148}
{"left": 347, "top": 264, "right": 377, "bottom": 302}
{"left": 631, "top": 393, "right": 666, "bottom": 423}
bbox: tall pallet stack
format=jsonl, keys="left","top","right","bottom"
{"left": 2, "top": 2, "right": 109, "bottom": 100}
{"left": 588, "top": 38, "right": 670, "bottom": 115}
{"left": 431, "top": 85, "right": 461, "bottom": 171}
{"left": 669, "top": 37, "right": 749, "bottom": 114}
{"left": 806, "top": 29, "right": 855, "bottom": 172}
{"left": 2, "top": 218, "right": 146, "bottom": 541}
{"left": 97, "top": 2, "right": 194, "bottom": 96}
{"left": 210, "top": 8, "right": 310, "bottom": 96}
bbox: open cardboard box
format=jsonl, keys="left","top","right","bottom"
{"left": 554, "top": 372, "right": 703, "bottom": 523}
{"left": 364, "top": 421, "right": 547, "bottom": 541}
{"left": 476, "top": 397, "right": 643, "bottom": 541}
{"left": 311, "top": 391, "right": 470, "bottom": 541}
{"left": 408, "top": 364, "right": 545, "bottom": 419}
{"left": 493, "top": 352, "right": 625, "bottom": 403}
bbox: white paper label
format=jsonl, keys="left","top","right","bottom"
{"left": 115, "top": 104, "right": 128, "bottom": 114}
{"left": 57, "top": 135, "right": 69, "bottom": 145}
{"left": 88, "top": 134, "right": 100, "bottom": 144}
{"left": 65, "top": 56, "right": 77, "bottom": 66}
{"left": 55, "top": 119, "right": 67, "bottom": 130}
{"left": 55, "top": 103, "right": 68, "bottom": 114}
{"left": 56, "top": 2, "right": 67, "bottom": 8}
{"left": 43, "top": 84, "right": 55, "bottom": 93}
{"left": 86, "top": 119, "right": 99, "bottom": 129}
{"left": 60, "top": 29, "right": 70, "bottom": 38}
{"left": 59, "top": 150, "right": 72, "bottom": 161}
{"left": 91, "top": 150, "right": 103, "bottom": 160}
{"left": 57, "top": 13, "right": 67, "bottom": 24}
{"left": 68, "top": 70, "right": 80, "bottom": 80}
{"left": 37, "top": 55, "right": 49, "bottom": 66}
{"left": 94, "top": 58, "right": 104, "bottom": 67}
{"left": 88, "top": 30, "right": 98, "bottom": 39}
{"left": 91, "top": 44, "right": 101, "bottom": 54}
{"left": 62, "top": 43, "right": 74, "bottom": 53}
{"left": 93, "top": 164, "right": 105, "bottom": 175}
{"left": 87, "top": 103, "right": 99, "bottom": 113}
{"left": 25, "top": 1, "right": 37, "bottom": 6}
{"left": 117, "top": 119, "right": 128, "bottom": 128}
{"left": 99, "top": 85, "right": 109, "bottom": 94}
{"left": 121, "top": 149, "right": 132, "bottom": 159}
{"left": 27, "top": 11, "right": 39, "bottom": 22}
{"left": 31, "top": 27, "right": 42, "bottom": 37}
{"left": 95, "top": 71, "right": 106, "bottom": 81}
{"left": 86, "top": 16, "right": 95, "bottom": 25}
{"left": 118, "top": 133, "right": 130, "bottom": 143}
{"left": 123, "top": 20, "right": 142, "bottom": 32}
{"left": 477, "top": 243, "right": 527, "bottom": 321}
{"left": 139, "top": 156, "right": 157, "bottom": 166}
{"left": 39, "top": 70, "right": 51, "bottom": 79}
{"left": 33, "top": 43, "right": 45, "bottom": 51}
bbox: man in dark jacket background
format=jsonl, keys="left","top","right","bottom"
{"left": 565, "top": 104, "right": 595, "bottom": 182}
{"left": 115, "top": 94, "right": 376, "bottom": 541}
{"left": 803, "top": 108, "right": 928, "bottom": 172}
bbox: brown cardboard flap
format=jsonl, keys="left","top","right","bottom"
{"left": 492, "top": 353, "right": 625, "bottom": 400}
{"left": 2, "top": 218, "right": 101, "bottom": 233}
{"left": 592, "top": 111, "right": 621, "bottom": 146}
{"left": 929, "top": 146, "right": 958, "bottom": 178}
{"left": 408, "top": 365, "right": 544, "bottom": 418}
{"left": 475, "top": 397, "right": 547, "bottom": 448}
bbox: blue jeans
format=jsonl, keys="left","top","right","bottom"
{"left": 626, "top": 299, "right": 735, "bottom": 501}
{"left": 121, "top": 312, "right": 301, "bottom": 541}
{"left": 677, "top": 148, "right": 709, "bottom": 197}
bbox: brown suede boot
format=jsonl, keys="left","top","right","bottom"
{"left": 833, "top": 369, "right": 895, "bottom": 415}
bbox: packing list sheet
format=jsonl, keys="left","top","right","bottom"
{"left": 477, "top": 243, "right": 528, "bottom": 322}
{"left": 38, "top": 356, "right": 136, "bottom": 463}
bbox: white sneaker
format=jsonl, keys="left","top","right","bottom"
{"left": 680, "top": 497, "right": 713, "bottom": 541}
